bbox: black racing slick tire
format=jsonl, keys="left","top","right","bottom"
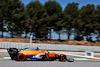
{"left": 59, "top": 55, "right": 67, "bottom": 62}
{"left": 17, "top": 54, "right": 25, "bottom": 61}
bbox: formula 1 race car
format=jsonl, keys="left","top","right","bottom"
{"left": 7, "top": 48, "right": 74, "bottom": 62}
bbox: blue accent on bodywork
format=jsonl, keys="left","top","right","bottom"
{"left": 67, "top": 59, "right": 74, "bottom": 62}
{"left": 25, "top": 48, "right": 39, "bottom": 50}
{"left": 28, "top": 55, "right": 44, "bottom": 60}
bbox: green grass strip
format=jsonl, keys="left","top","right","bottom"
{"left": 0, "top": 56, "right": 10, "bottom": 57}
{"left": 67, "top": 57, "right": 97, "bottom": 59}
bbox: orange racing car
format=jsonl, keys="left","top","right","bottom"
{"left": 7, "top": 48, "right": 74, "bottom": 62}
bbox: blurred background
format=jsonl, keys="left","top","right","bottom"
{"left": 0, "top": 0, "right": 100, "bottom": 42}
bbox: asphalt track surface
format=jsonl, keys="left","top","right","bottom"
{"left": 0, "top": 49, "right": 100, "bottom": 67}
{"left": 0, "top": 59, "right": 100, "bottom": 67}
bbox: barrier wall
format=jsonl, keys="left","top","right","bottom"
{"left": 0, "top": 42, "right": 100, "bottom": 52}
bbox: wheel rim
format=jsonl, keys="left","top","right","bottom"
{"left": 60, "top": 55, "right": 66, "bottom": 62}
{"left": 17, "top": 54, "right": 25, "bottom": 61}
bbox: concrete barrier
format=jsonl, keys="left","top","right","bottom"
{"left": 0, "top": 42, "right": 100, "bottom": 52}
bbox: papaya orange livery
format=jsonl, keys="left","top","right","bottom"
{"left": 7, "top": 48, "right": 74, "bottom": 62}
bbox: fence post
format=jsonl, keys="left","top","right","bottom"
{"left": 30, "top": 35, "right": 32, "bottom": 43}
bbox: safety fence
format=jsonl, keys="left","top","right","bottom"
{"left": 0, "top": 42, "right": 100, "bottom": 52}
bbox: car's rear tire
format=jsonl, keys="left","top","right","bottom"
{"left": 17, "top": 54, "right": 25, "bottom": 61}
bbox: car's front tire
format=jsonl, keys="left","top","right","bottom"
{"left": 59, "top": 54, "right": 67, "bottom": 62}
